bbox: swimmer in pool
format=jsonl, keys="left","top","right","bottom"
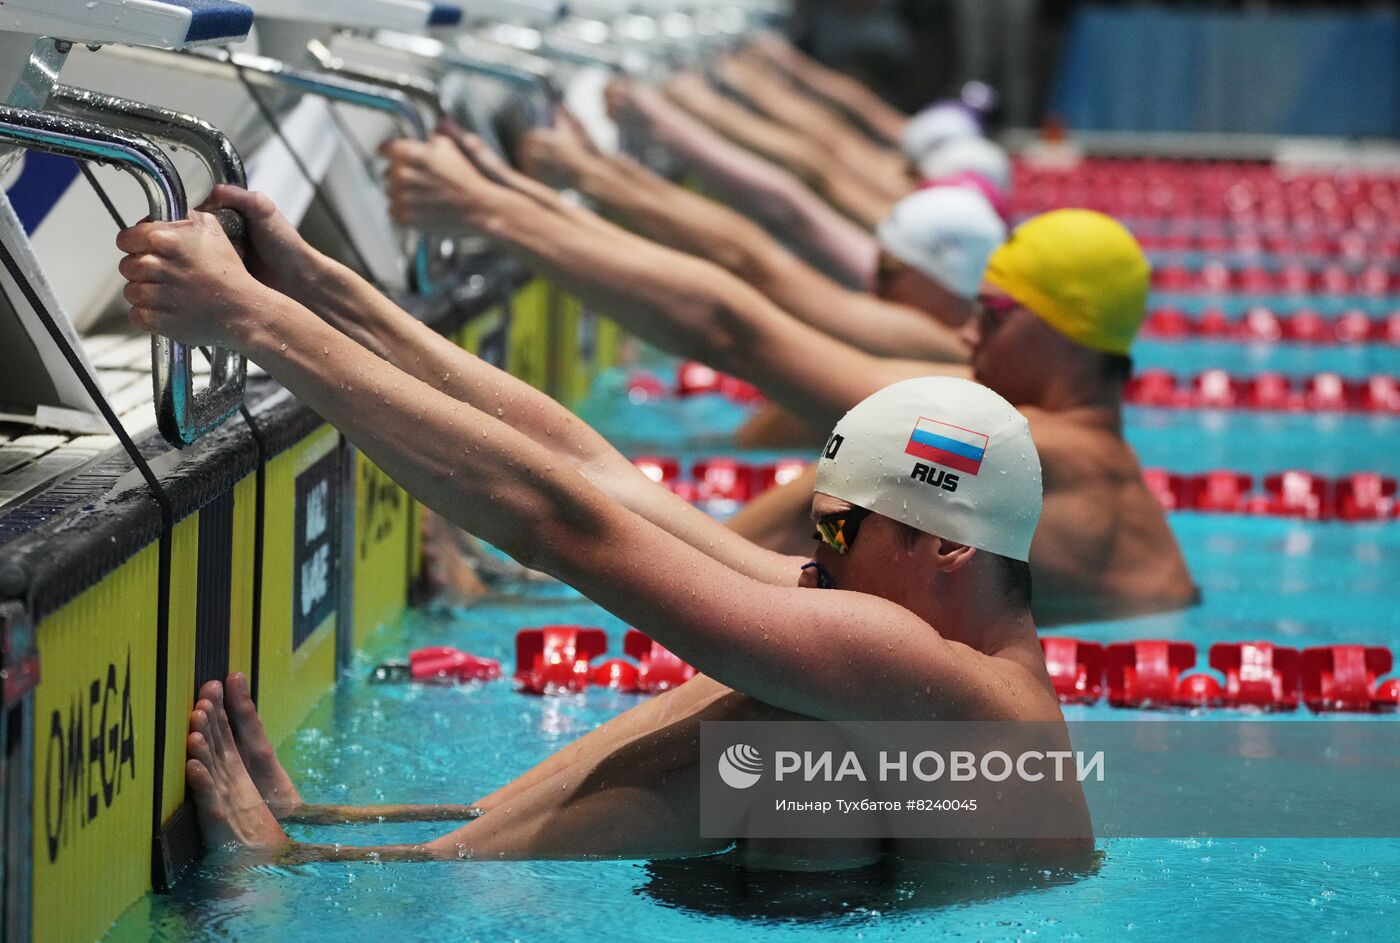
{"left": 116, "top": 204, "right": 1088, "bottom": 865}
{"left": 377, "top": 131, "right": 1197, "bottom": 625}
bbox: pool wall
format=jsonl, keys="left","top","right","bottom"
{"left": 0, "top": 270, "right": 618, "bottom": 943}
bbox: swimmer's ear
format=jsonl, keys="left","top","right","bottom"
{"left": 930, "top": 538, "right": 976, "bottom": 573}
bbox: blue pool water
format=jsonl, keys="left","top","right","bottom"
{"left": 106, "top": 309, "right": 1399, "bottom": 941}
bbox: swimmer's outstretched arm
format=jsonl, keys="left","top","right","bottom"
{"left": 608, "top": 80, "right": 876, "bottom": 285}
{"left": 517, "top": 128, "right": 968, "bottom": 361}
{"left": 198, "top": 185, "right": 797, "bottom": 587}
{"left": 747, "top": 34, "right": 908, "bottom": 146}
{"left": 383, "top": 132, "right": 969, "bottom": 433}
{"left": 714, "top": 55, "right": 910, "bottom": 201}
{"left": 664, "top": 74, "right": 898, "bottom": 228}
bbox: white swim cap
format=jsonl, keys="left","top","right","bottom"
{"left": 875, "top": 187, "right": 1007, "bottom": 300}
{"left": 900, "top": 103, "right": 981, "bottom": 162}
{"left": 917, "top": 137, "right": 1012, "bottom": 191}
{"left": 815, "top": 377, "right": 1042, "bottom": 562}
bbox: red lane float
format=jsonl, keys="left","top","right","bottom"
{"left": 632, "top": 456, "right": 814, "bottom": 506}
{"left": 515, "top": 625, "right": 609, "bottom": 694}
{"left": 1012, "top": 157, "right": 1400, "bottom": 229}
{"left": 404, "top": 647, "right": 502, "bottom": 683}
{"left": 643, "top": 456, "right": 1397, "bottom": 521}
{"left": 1042, "top": 639, "right": 1399, "bottom": 712}
{"left": 1104, "top": 640, "right": 1213, "bottom": 708}
{"left": 692, "top": 457, "right": 759, "bottom": 503}
{"left": 1140, "top": 307, "right": 1400, "bottom": 345}
{"left": 1301, "top": 645, "right": 1392, "bottom": 712}
{"left": 1150, "top": 265, "right": 1399, "bottom": 296}
{"left": 625, "top": 629, "right": 697, "bottom": 692}
{"left": 591, "top": 658, "right": 641, "bottom": 692}
{"left": 675, "top": 361, "right": 723, "bottom": 397}
{"left": 1126, "top": 369, "right": 1400, "bottom": 413}
{"left": 1210, "top": 642, "right": 1301, "bottom": 710}
{"left": 1041, "top": 637, "right": 1103, "bottom": 704}
{"left": 1142, "top": 470, "right": 1400, "bottom": 521}
{"left": 514, "top": 627, "right": 696, "bottom": 696}
{"left": 628, "top": 362, "right": 768, "bottom": 405}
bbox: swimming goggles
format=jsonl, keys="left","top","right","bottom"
{"left": 975, "top": 293, "right": 1021, "bottom": 327}
{"left": 812, "top": 506, "right": 874, "bottom": 556}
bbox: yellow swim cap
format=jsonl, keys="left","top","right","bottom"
{"left": 983, "top": 209, "right": 1150, "bottom": 356}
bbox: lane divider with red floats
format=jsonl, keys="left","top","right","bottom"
{"left": 1042, "top": 638, "right": 1400, "bottom": 713}
{"left": 633, "top": 455, "right": 1399, "bottom": 521}
{"left": 1150, "top": 261, "right": 1397, "bottom": 296}
{"left": 633, "top": 454, "right": 811, "bottom": 505}
{"left": 378, "top": 630, "right": 1400, "bottom": 714}
{"left": 1142, "top": 469, "right": 1397, "bottom": 520}
{"left": 371, "top": 626, "right": 695, "bottom": 695}
{"left": 1136, "top": 229, "right": 1399, "bottom": 257}
{"left": 1126, "top": 369, "right": 1400, "bottom": 413}
{"left": 1012, "top": 160, "right": 1400, "bottom": 229}
{"left": 626, "top": 361, "right": 766, "bottom": 404}
{"left": 1141, "top": 306, "right": 1400, "bottom": 344}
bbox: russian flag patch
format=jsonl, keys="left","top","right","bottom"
{"left": 904, "top": 418, "right": 988, "bottom": 475}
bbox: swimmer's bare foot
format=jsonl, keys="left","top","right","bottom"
{"left": 187, "top": 688, "right": 290, "bottom": 854}
{"left": 220, "top": 674, "right": 303, "bottom": 818}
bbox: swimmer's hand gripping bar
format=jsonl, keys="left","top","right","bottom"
{"left": 0, "top": 104, "right": 246, "bottom": 448}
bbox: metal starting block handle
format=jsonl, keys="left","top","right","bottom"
{"left": 0, "top": 104, "right": 247, "bottom": 447}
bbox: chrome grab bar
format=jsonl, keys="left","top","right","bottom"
{"left": 371, "top": 29, "right": 557, "bottom": 93}
{"left": 100, "top": 43, "right": 442, "bottom": 289}
{"left": 101, "top": 44, "right": 438, "bottom": 292}
{"left": 211, "top": 48, "right": 432, "bottom": 140}
{"left": 49, "top": 86, "right": 246, "bottom": 192}
{"left": 304, "top": 40, "right": 446, "bottom": 125}
{"left": 0, "top": 104, "right": 246, "bottom": 448}
{"left": 46, "top": 85, "right": 251, "bottom": 449}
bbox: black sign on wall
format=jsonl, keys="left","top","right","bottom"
{"left": 293, "top": 449, "right": 339, "bottom": 650}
